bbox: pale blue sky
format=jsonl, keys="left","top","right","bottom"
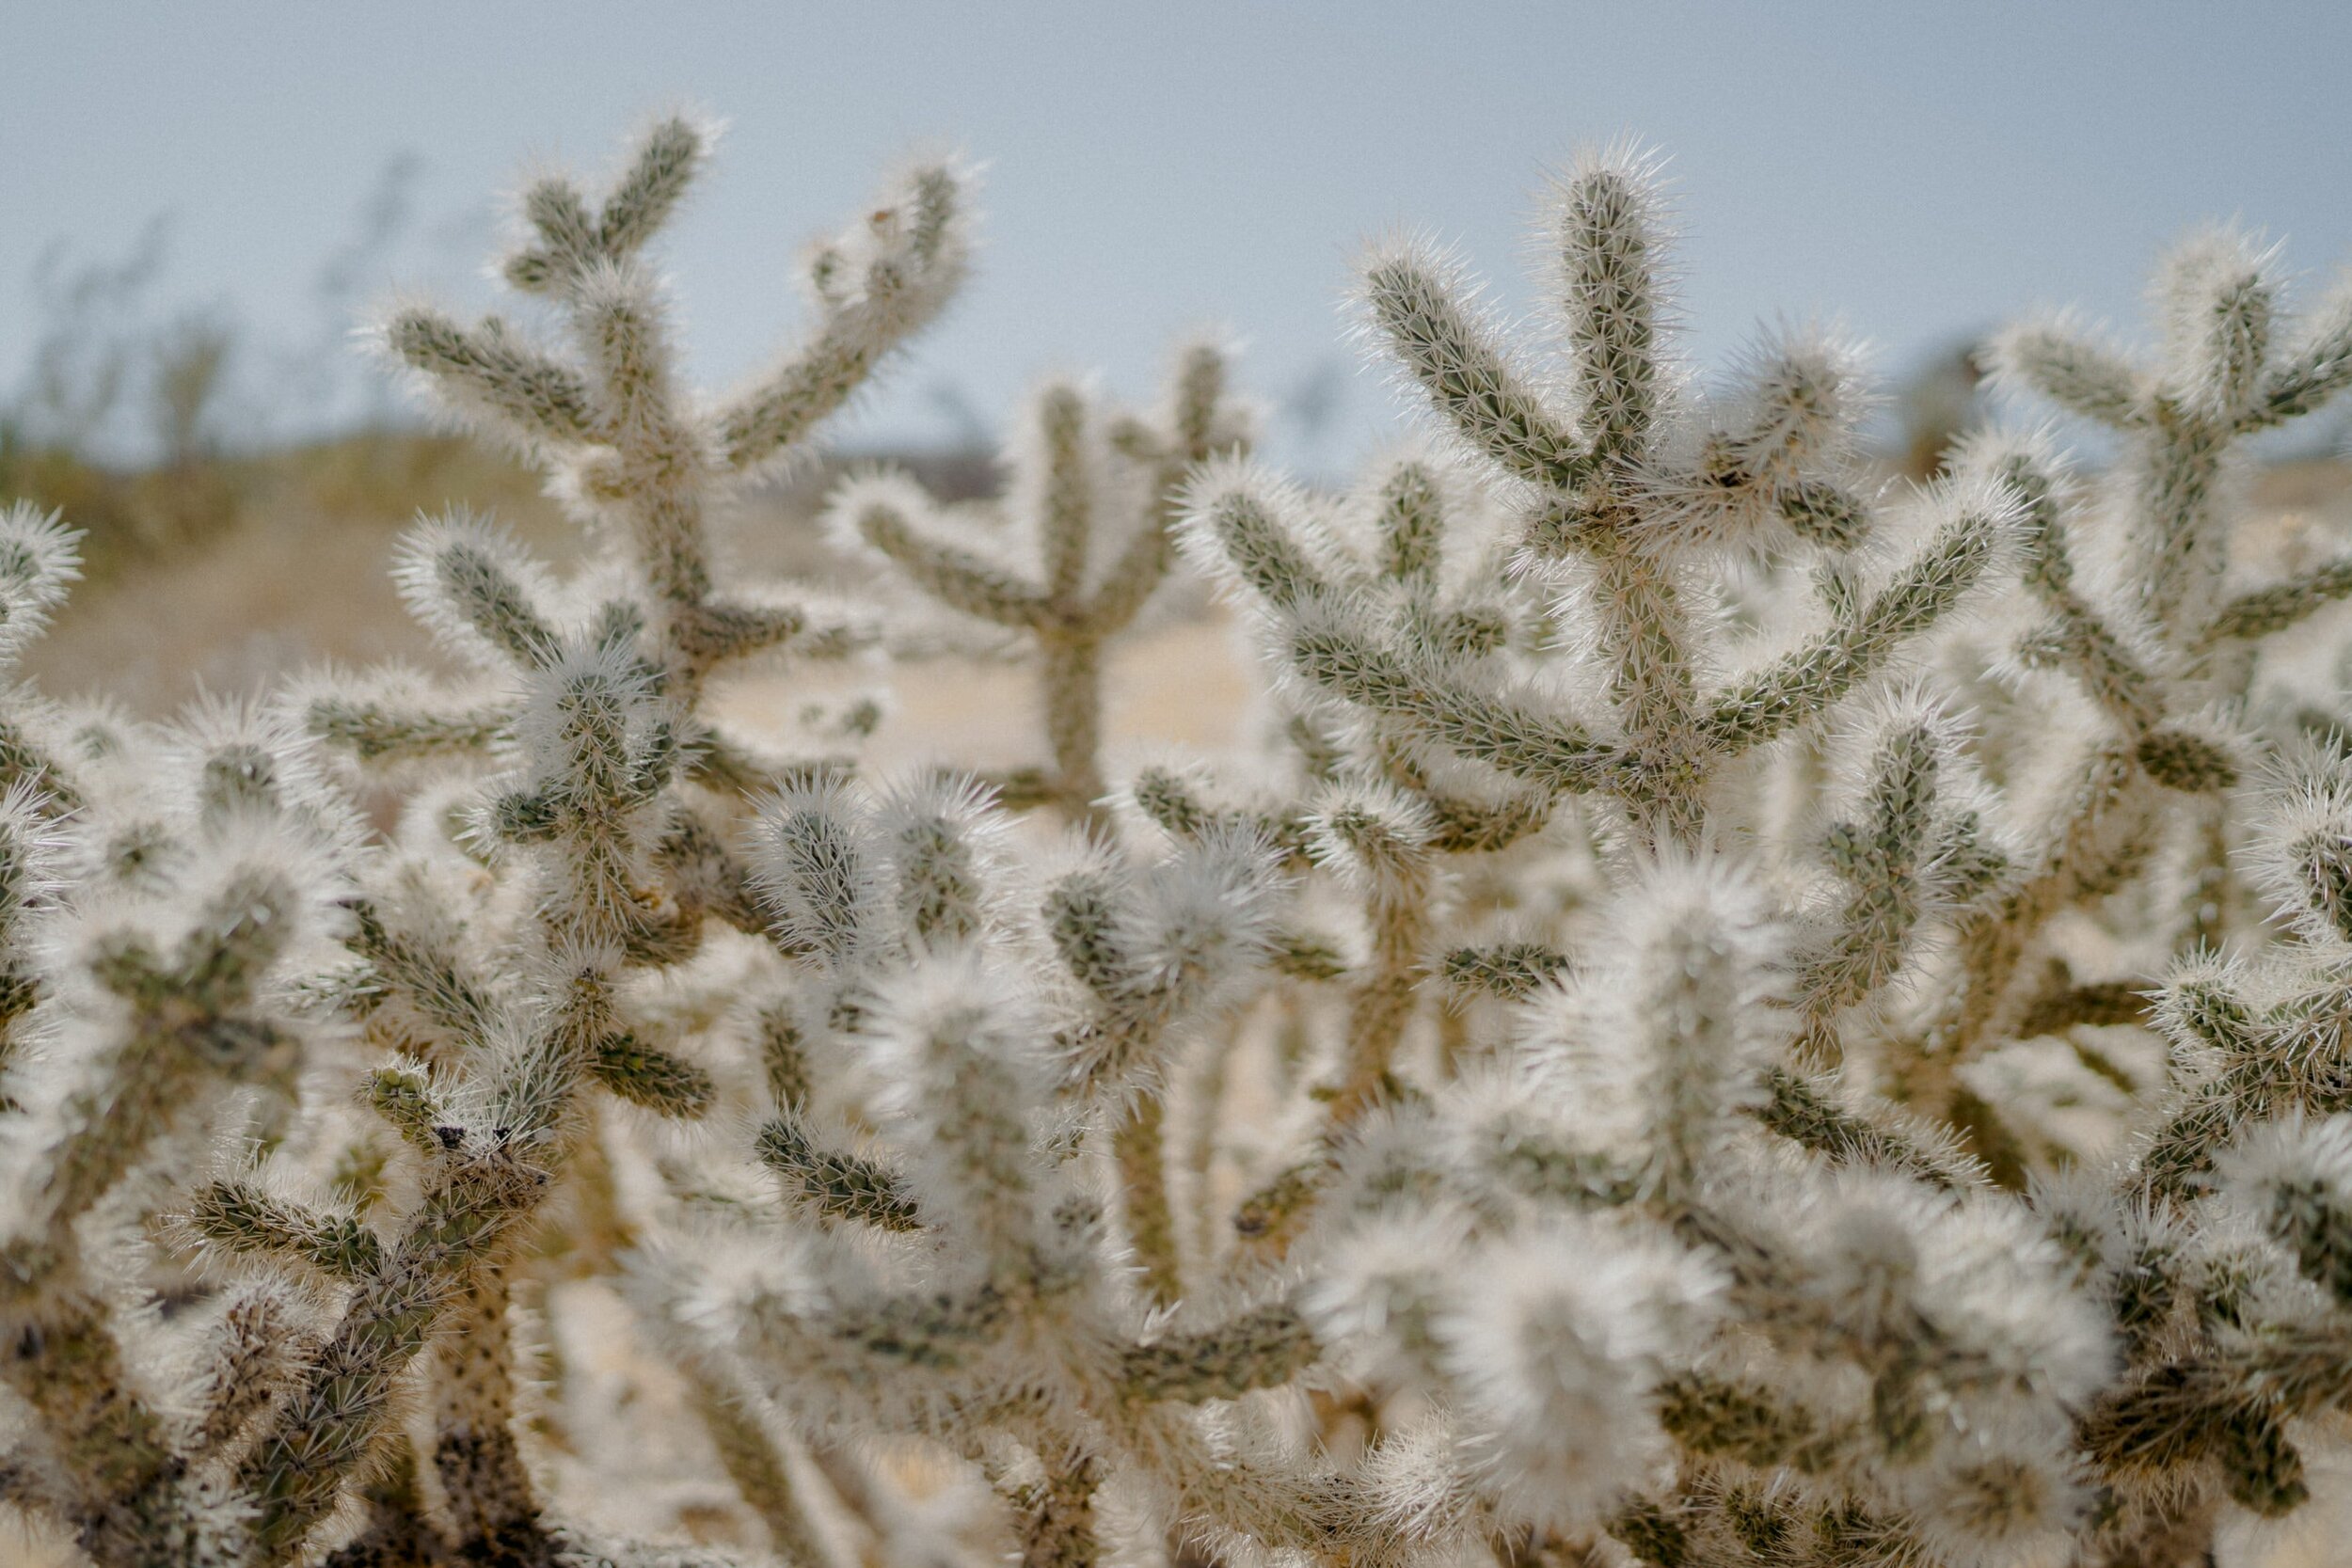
{"left": 8, "top": 2, "right": 2352, "bottom": 467}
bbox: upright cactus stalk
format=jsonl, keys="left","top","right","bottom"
{"left": 834, "top": 343, "right": 1251, "bottom": 823}
{"left": 1887, "top": 242, "right": 2352, "bottom": 1141}
{"left": 383, "top": 113, "right": 967, "bottom": 781}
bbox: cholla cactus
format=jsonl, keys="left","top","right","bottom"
{"left": 638, "top": 777, "right": 1323, "bottom": 1566}
{"left": 9, "top": 108, "right": 2352, "bottom": 1568}
{"left": 830, "top": 347, "right": 1251, "bottom": 822}
{"left": 1173, "top": 150, "right": 2016, "bottom": 1247}
{"left": 376, "top": 111, "right": 966, "bottom": 775}
{"left": 0, "top": 117, "right": 974, "bottom": 1568}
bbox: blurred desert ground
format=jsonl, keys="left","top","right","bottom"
{"left": 8, "top": 434, "right": 1266, "bottom": 768}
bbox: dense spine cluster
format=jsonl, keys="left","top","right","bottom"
{"left": 5, "top": 112, "right": 2352, "bottom": 1568}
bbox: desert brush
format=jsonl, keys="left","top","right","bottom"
{"left": 4, "top": 111, "right": 2352, "bottom": 1568}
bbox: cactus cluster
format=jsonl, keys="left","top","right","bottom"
{"left": 7, "top": 112, "right": 2352, "bottom": 1568}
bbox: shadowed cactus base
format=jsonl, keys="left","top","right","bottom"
{"left": 4, "top": 111, "right": 2352, "bottom": 1568}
